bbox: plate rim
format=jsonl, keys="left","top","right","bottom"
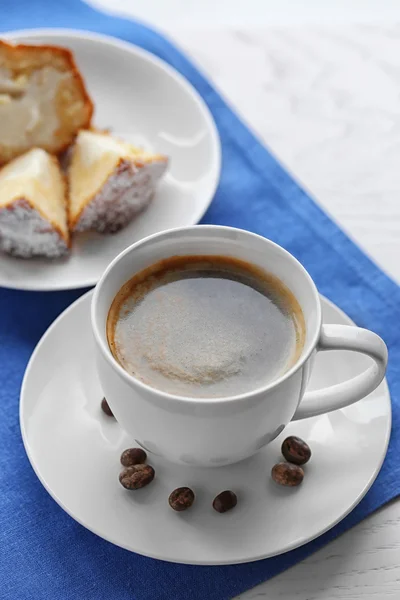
{"left": 0, "top": 28, "right": 222, "bottom": 292}
{"left": 20, "top": 291, "right": 392, "bottom": 565}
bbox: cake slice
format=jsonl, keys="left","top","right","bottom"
{"left": 0, "top": 41, "right": 93, "bottom": 164}
{"left": 0, "top": 148, "right": 69, "bottom": 257}
{"left": 68, "top": 130, "right": 168, "bottom": 234}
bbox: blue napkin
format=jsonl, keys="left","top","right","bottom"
{"left": 1, "top": 1, "right": 400, "bottom": 598}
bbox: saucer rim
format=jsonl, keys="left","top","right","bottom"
{"left": 20, "top": 290, "right": 392, "bottom": 565}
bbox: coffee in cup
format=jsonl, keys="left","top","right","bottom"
{"left": 107, "top": 255, "right": 306, "bottom": 398}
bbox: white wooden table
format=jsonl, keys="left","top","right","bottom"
{"left": 87, "top": 4, "right": 400, "bottom": 597}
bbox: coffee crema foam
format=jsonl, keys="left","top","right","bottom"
{"left": 107, "top": 255, "right": 306, "bottom": 398}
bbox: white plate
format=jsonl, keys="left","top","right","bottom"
{"left": 0, "top": 30, "right": 221, "bottom": 291}
{"left": 20, "top": 293, "right": 391, "bottom": 565}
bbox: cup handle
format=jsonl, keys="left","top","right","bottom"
{"left": 293, "top": 324, "right": 388, "bottom": 420}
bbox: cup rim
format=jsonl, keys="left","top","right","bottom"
{"left": 91, "top": 225, "right": 322, "bottom": 405}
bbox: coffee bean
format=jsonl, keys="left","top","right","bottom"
{"left": 120, "top": 448, "right": 147, "bottom": 467}
{"left": 271, "top": 462, "right": 304, "bottom": 486}
{"left": 101, "top": 397, "right": 114, "bottom": 417}
{"left": 212, "top": 490, "right": 237, "bottom": 513}
{"left": 168, "top": 487, "right": 195, "bottom": 511}
{"left": 119, "top": 464, "right": 155, "bottom": 490}
{"left": 281, "top": 436, "right": 311, "bottom": 465}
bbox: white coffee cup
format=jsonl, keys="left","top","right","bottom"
{"left": 92, "top": 226, "right": 388, "bottom": 466}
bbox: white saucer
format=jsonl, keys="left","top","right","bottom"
{"left": 20, "top": 292, "right": 391, "bottom": 565}
{"left": 0, "top": 30, "right": 221, "bottom": 291}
